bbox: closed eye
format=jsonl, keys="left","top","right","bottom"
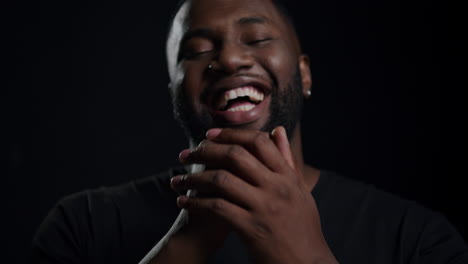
{"left": 182, "top": 50, "right": 213, "bottom": 60}
{"left": 248, "top": 38, "right": 273, "bottom": 45}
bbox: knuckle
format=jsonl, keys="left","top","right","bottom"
{"left": 274, "top": 184, "right": 291, "bottom": 200}
{"left": 253, "top": 132, "right": 270, "bottom": 146}
{"left": 211, "top": 170, "right": 229, "bottom": 188}
{"left": 265, "top": 202, "right": 281, "bottom": 215}
{"left": 220, "top": 128, "right": 232, "bottom": 137}
{"left": 193, "top": 140, "right": 212, "bottom": 157}
{"left": 180, "top": 174, "right": 190, "bottom": 186}
{"left": 185, "top": 197, "right": 197, "bottom": 208}
{"left": 211, "top": 199, "right": 225, "bottom": 212}
{"left": 184, "top": 173, "right": 201, "bottom": 187}
{"left": 226, "top": 145, "right": 245, "bottom": 159}
{"left": 194, "top": 142, "right": 207, "bottom": 155}
{"left": 251, "top": 220, "right": 272, "bottom": 239}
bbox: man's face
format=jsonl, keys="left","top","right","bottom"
{"left": 167, "top": 0, "right": 311, "bottom": 144}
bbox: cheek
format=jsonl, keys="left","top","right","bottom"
{"left": 179, "top": 62, "right": 206, "bottom": 109}
{"left": 259, "top": 45, "right": 297, "bottom": 86}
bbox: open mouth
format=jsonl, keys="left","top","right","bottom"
{"left": 206, "top": 80, "right": 270, "bottom": 125}
{"left": 202, "top": 76, "right": 272, "bottom": 125}
{"left": 216, "top": 86, "right": 265, "bottom": 112}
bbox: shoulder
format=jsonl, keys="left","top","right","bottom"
{"left": 49, "top": 168, "right": 177, "bottom": 222}
{"left": 316, "top": 170, "right": 432, "bottom": 218}
{"left": 56, "top": 166, "right": 184, "bottom": 216}
{"left": 31, "top": 167, "right": 184, "bottom": 263}
{"left": 316, "top": 170, "right": 468, "bottom": 263}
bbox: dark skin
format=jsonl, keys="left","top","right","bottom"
{"left": 150, "top": 0, "right": 338, "bottom": 263}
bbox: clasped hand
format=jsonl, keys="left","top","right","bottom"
{"left": 170, "top": 127, "right": 337, "bottom": 264}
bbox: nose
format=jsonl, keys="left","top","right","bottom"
{"left": 211, "top": 43, "right": 255, "bottom": 74}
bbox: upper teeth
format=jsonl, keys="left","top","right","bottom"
{"left": 219, "top": 86, "right": 264, "bottom": 109}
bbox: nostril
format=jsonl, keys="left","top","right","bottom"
{"left": 215, "top": 46, "right": 255, "bottom": 73}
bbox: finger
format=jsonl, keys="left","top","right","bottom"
{"left": 271, "top": 126, "right": 296, "bottom": 170}
{"left": 170, "top": 174, "right": 189, "bottom": 194}
{"left": 171, "top": 170, "right": 258, "bottom": 209}
{"left": 177, "top": 195, "right": 251, "bottom": 235}
{"left": 179, "top": 140, "right": 269, "bottom": 186}
{"left": 205, "top": 128, "right": 289, "bottom": 173}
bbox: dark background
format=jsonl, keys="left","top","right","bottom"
{"left": 5, "top": 0, "right": 466, "bottom": 263}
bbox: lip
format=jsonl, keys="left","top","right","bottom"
{"left": 208, "top": 96, "right": 270, "bottom": 125}
{"left": 205, "top": 76, "right": 272, "bottom": 105}
{"left": 204, "top": 76, "right": 272, "bottom": 126}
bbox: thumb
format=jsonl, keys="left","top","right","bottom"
{"left": 271, "top": 126, "right": 296, "bottom": 170}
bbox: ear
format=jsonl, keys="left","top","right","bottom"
{"left": 298, "top": 54, "right": 312, "bottom": 97}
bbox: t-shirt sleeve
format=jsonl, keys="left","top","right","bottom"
{"left": 29, "top": 171, "right": 180, "bottom": 264}
{"left": 414, "top": 211, "right": 468, "bottom": 264}
{"left": 30, "top": 192, "right": 90, "bottom": 264}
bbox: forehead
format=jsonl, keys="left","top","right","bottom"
{"left": 166, "top": 0, "right": 298, "bottom": 81}
{"left": 185, "top": 0, "right": 284, "bottom": 28}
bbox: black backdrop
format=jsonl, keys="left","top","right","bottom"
{"left": 5, "top": 0, "right": 466, "bottom": 263}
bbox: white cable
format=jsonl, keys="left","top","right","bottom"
{"left": 138, "top": 163, "right": 205, "bottom": 264}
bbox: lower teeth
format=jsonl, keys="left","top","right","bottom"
{"left": 227, "top": 104, "right": 255, "bottom": 112}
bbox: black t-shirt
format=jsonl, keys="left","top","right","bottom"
{"left": 31, "top": 168, "right": 468, "bottom": 263}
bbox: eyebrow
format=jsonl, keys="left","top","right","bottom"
{"left": 181, "top": 28, "right": 216, "bottom": 45}
{"left": 180, "top": 16, "right": 270, "bottom": 46}
{"left": 237, "top": 16, "right": 269, "bottom": 25}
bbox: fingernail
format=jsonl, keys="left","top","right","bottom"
{"left": 271, "top": 127, "right": 278, "bottom": 136}
{"left": 179, "top": 149, "right": 191, "bottom": 162}
{"left": 171, "top": 175, "right": 182, "bottom": 186}
{"left": 271, "top": 126, "right": 286, "bottom": 137}
{"left": 177, "top": 195, "right": 188, "bottom": 207}
{"left": 206, "top": 128, "right": 222, "bottom": 139}
{"left": 197, "top": 139, "right": 206, "bottom": 148}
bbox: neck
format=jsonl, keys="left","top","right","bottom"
{"left": 290, "top": 123, "right": 321, "bottom": 191}
{"left": 290, "top": 123, "right": 304, "bottom": 171}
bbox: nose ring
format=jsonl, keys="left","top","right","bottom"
{"left": 208, "top": 64, "right": 213, "bottom": 70}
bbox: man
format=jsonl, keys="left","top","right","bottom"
{"left": 31, "top": 0, "right": 468, "bottom": 263}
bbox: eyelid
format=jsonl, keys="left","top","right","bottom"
{"left": 180, "top": 39, "right": 215, "bottom": 60}
{"left": 248, "top": 37, "right": 273, "bottom": 45}
{"left": 182, "top": 49, "right": 213, "bottom": 60}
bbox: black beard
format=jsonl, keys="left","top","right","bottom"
{"left": 260, "top": 67, "right": 303, "bottom": 141}
{"left": 172, "top": 67, "right": 304, "bottom": 145}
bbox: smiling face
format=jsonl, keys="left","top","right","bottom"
{"left": 167, "top": 0, "right": 311, "bottom": 145}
